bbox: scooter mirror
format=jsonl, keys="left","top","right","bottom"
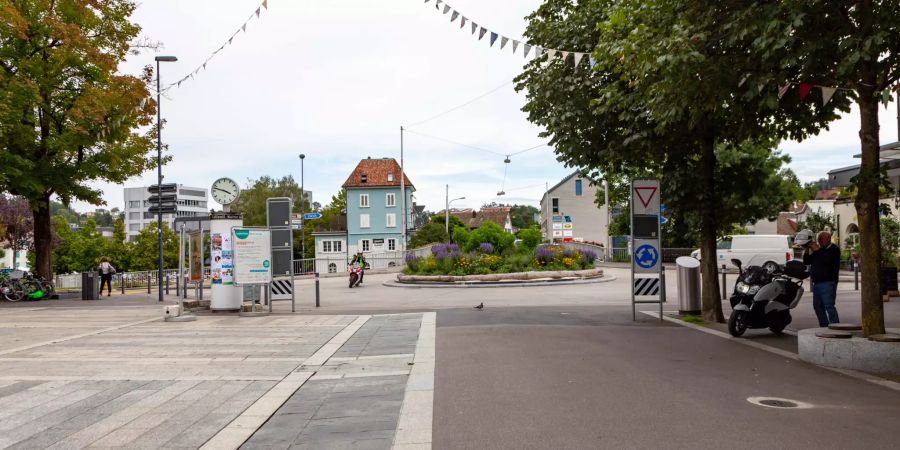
{"left": 731, "top": 259, "right": 742, "bottom": 271}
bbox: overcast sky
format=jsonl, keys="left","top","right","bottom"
{"left": 75, "top": 0, "right": 900, "bottom": 213}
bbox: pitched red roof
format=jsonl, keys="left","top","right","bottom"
{"left": 342, "top": 158, "right": 414, "bottom": 189}
{"left": 448, "top": 207, "right": 511, "bottom": 229}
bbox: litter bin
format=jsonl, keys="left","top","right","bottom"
{"left": 81, "top": 272, "right": 99, "bottom": 300}
{"left": 675, "top": 256, "right": 701, "bottom": 315}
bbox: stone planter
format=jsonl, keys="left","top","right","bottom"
{"left": 396, "top": 268, "right": 604, "bottom": 284}
{"left": 798, "top": 328, "right": 900, "bottom": 376}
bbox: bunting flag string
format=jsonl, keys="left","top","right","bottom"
{"left": 422, "top": 0, "right": 593, "bottom": 69}
{"left": 162, "top": 0, "right": 270, "bottom": 93}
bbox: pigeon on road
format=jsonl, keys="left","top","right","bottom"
{"left": 474, "top": 303, "right": 484, "bottom": 310}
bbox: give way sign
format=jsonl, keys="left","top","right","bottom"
{"left": 632, "top": 179, "right": 660, "bottom": 216}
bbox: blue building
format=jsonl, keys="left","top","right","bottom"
{"left": 313, "top": 157, "right": 416, "bottom": 273}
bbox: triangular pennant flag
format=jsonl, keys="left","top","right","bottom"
{"left": 821, "top": 87, "right": 837, "bottom": 106}
{"left": 451, "top": 11, "right": 459, "bottom": 22}
{"left": 738, "top": 74, "right": 748, "bottom": 88}
{"left": 263, "top": 0, "right": 268, "bottom": 9}
{"left": 589, "top": 56, "right": 597, "bottom": 69}
{"left": 757, "top": 80, "right": 767, "bottom": 93}
{"left": 523, "top": 44, "right": 532, "bottom": 58}
{"left": 203, "top": 62, "right": 207, "bottom": 70}
{"left": 500, "top": 37, "right": 509, "bottom": 49}
{"left": 561, "top": 51, "right": 570, "bottom": 62}
{"left": 573, "top": 53, "right": 584, "bottom": 66}
{"left": 798, "top": 83, "right": 813, "bottom": 101}
{"left": 778, "top": 83, "right": 791, "bottom": 99}
{"left": 443, "top": 5, "right": 450, "bottom": 14}
{"left": 435, "top": 0, "right": 442, "bottom": 9}
{"left": 490, "top": 32, "right": 498, "bottom": 47}
{"left": 471, "top": 22, "right": 477, "bottom": 34}
{"left": 177, "top": 80, "right": 182, "bottom": 87}
{"left": 478, "top": 27, "right": 487, "bottom": 40}
{"left": 255, "top": 7, "right": 261, "bottom": 17}
{"left": 229, "top": 37, "right": 234, "bottom": 45}
{"left": 545, "top": 48, "right": 555, "bottom": 59}
{"left": 242, "top": 23, "right": 247, "bottom": 32}
{"left": 512, "top": 40, "right": 519, "bottom": 54}
{"left": 425, "top": 0, "right": 430, "bottom": 2}
{"left": 882, "top": 89, "right": 892, "bottom": 107}
{"left": 460, "top": 17, "right": 466, "bottom": 28}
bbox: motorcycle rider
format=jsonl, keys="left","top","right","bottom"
{"left": 797, "top": 229, "right": 841, "bottom": 327}
{"left": 351, "top": 252, "right": 366, "bottom": 284}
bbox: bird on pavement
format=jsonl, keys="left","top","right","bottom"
{"left": 474, "top": 303, "right": 484, "bottom": 310}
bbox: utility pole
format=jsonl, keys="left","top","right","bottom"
{"left": 445, "top": 184, "right": 449, "bottom": 235}
{"left": 604, "top": 178, "right": 611, "bottom": 251}
{"left": 400, "top": 126, "right": 406, "bottom": 251}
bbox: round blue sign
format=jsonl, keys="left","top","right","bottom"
{"left": 634, "top": 244, "right": 659, "bottom": 270}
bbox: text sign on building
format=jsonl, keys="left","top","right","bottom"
{"left": 231, "top": 228, "right": 272, "bottom": 285}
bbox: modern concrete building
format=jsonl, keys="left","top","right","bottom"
{"left": 123, "top": 185, "right": 208, "bottom": 241}
{"left": 539, "top": 172, "right": 609, "bottom": 245}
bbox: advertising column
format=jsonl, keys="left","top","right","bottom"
{"left": 210, "top": 211, "right": 243, "bottom": 311}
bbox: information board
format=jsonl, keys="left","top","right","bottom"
{"left": 231, "top": 228, "right": 273, "bottom": 285}
{"left": 189, "top": 231, "right": 203, "bottom": 282}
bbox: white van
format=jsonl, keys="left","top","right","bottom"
{"left": 690, "top": 235, "right": 794, "bottom": 271}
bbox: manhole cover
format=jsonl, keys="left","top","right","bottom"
{"left": 747, "top": 397, "right": 813, "bottom": 409}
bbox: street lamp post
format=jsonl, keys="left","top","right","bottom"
{"left": 155, "top": 55, "right": 177, "bottom": 303}
{"left": 445, "top": 184, "right": 465, "bottom": 235}
{"left": 299, "top": 154, "right": 305, "bottom": 260}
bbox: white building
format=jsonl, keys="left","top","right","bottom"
{"left": 1, "top": 246, "right": 28, "bottom": 270}
{"left": 539, "top": 172, "right": 610, "bottom": 246}
{"left": 123, "top": 185, "right": 209, "bottom": 241}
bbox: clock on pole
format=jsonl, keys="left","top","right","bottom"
{"left": 211, "top": 177, "right": 240, "bottom": 211}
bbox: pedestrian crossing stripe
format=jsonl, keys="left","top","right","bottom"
{"left": 270, "top": 278, "right": 293, "bottom": 300}
{"left": 633, "top": 277, "right": 660, "bottom": 296}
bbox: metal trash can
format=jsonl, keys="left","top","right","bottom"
{"left": 81, "top": 272, "right": 99, "bottom": 300}
{"left": 675, "top": 256, "right": 701, "bottom": 315}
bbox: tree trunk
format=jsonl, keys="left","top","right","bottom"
{"left": 699, "top": 130, "right": 724, "bottom": 323}
{"left": 31, "top": 194, "right": 52, "bottom": 280}
{"left": 855, "top": 93, "right": 886, "bottom": 337}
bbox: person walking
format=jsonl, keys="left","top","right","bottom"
{"left": 98, "top": 256, "right": 116, "bottom": 297}
{"left": 799, "top": 230, "right": 841, "bottom": 327}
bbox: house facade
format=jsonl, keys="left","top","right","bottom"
{"left": 312, "top": 157, "right": 416, "bottom": 273}
{"left": 539, "top": 172, "right": 609, "bottom": 245}
{"left": 447, "top": 207, "right": 514, "bottom": 233}
{"left": 124, "top": 184, "right": 208, "bottom": 241}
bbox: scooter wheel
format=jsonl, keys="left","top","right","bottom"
{"left": 769, "top": 325, "right": 785, "bottom": 336}
{"left": 349, "top": 273, "right": 358, "bottom": 288}
{"left": 728, "top": 310, "right": 748, "bottom": 337}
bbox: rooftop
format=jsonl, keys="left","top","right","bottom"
{"left": 342, "top": 158, "right": 414, "bottom": 189}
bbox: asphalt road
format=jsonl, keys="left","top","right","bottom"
{"left": 433, "top": 305, "right": 900, "bottom": 450}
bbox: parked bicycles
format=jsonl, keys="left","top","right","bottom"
{"left": 0, "top": 270, "right": 53, "bottom": 301}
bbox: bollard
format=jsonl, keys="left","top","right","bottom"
{"left": 854, "top": 261, "right": 859, "bottom": 291}
{"left": 199, "top": 281, "right": 203, "bottom": 300}
{"left": 147, "top": 273, "right": 151, "bottom": 294}
{"left": 315, "top": 272, "right": 320, "bottom": 308}
{"left": 175, "top": 275, "right": 179, "bottom": 297}
{"left": 165, "top": 275, "right": 170, "bottom": 295}
{"left": 660, "top": 269, "right": 666, "bottom": 303}
{"left": 721, "top": 265, "right": 728, "bottom": 301}
{"left": 120, "top": 274, "right": 125, "bottom": 294}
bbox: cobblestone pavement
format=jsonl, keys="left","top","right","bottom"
{"left": 0, "top": 306, "right": 434, "bottom": 450}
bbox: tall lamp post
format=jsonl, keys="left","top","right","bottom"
{"left": 155, "top": 55, "right": 177, "bottom": 303}
{"left": 299, "top": 154, "right": 305, "bottom": 260}
{"left": 445, "top": 184, "right": 465, "bottom": 234}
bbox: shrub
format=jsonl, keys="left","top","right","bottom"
{"left": 404, "top": 253, "right": 420, "bottom": 272}
{"left": 535, "top": 245, "right": 555, "bottom": 265}
{"left": 452, "top": 227, "right": 471, "bottom": 247}
{"left": 468, "top": 221, "right": 515, "bottom": 253}
{"left": 517, "top": 227, "right": 542, "bottom": 249}
{"left": 580, "top": 249, "right": 598, "bottom": 269}
{"left": 479, "top": 242, "right": 494, "bottom": 254}
{"left": 478, "top": 254, "right": 503, "bottom": 270}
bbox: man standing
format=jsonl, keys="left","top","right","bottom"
{"left": 801, "top": 230, "right": 841, "bottom": 327}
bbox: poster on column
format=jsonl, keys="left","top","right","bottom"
{"left": 189, "top": 231, "right": 202, "bottom": 282}
{"left": 231, "top": 228, "right": 272, "bottom": 285}
{"left": 210, "top": 232, "right": 235, "bottom": 285}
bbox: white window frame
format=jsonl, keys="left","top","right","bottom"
{"left": 386, "top": 213, "right": 396, "bottom": 228}
{"left": 333, "top": 240, "right": 343, "bottom": 253}
{"left": 386, "top": 193, "right": 396, "bottom": 207}
{"left": 322, "top": 241, "right": 332, "bottom": 253}
{"left": 388, "top": 238, "right": 396, "bottom": 251}
{"left": 360, "top": 193, "right": 370, "bottom": 208}
{"left": 360, "top": 214, "right": 370, "bottom": 229}
{"left": 361, "top": 239, "right": 371, "bottom": 252}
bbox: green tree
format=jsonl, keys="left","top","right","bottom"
{"left": 509, "top": 205, "right": 539, "bottom": 229}
{"left": 50, "top": 217, "right": 105, "bottom": 273}
{"left": 231, "top": 175, "right": 311, "bottom": 227}
{"left": 0, "top": 1, "right": 158, "bottom": 280}
{"left": 516, "top": 227, "right": 542, "bottom": 249}
{"left": 0, "top": 195, "right": 33, "bottom": 268}
{"left": 729, "top": 0, "right": 899, "bottom": 336}
{"left": 466, "top": 221, "right": 515, "bottom": 253}
{"left": 93, "top": 209, "right": 114, "bottom": 227}
{"left": 410, "top": 223, "right": 450, "bottom": 248}
{"left": 104, "top": 217, "right": 130, "bottom": 272}
{"left": 516, "top": 0, "right": 833, "bottom": 322}
{"left": 797, "top": 211, "right": 837, "bottom": 236}
{"left": 430, "top": 214, "right": 465, "bottom": 236}
{"left": 128, "top": 222, "right": 178, "bottom": 270}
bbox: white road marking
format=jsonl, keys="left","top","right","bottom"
{"left": 392, "top": 312, "right": 435, "bottom": 450}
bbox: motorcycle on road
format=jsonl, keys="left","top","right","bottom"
{"left": 728, "top": 259, "right": 809, "bottom": 337}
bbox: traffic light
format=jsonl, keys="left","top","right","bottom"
{"left": 147, "top": 183, "right": 178, "bottom": 214}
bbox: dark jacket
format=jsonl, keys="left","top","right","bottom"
{"left": 803, "top": 243, "right": 840, "bottom": 283}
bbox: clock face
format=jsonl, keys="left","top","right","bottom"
{"left": 211, "top": 178, "right": 240, "bottom": 205}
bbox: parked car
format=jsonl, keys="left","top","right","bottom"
{"left": 690, "top": 234, "right": 794, "bottom": 272}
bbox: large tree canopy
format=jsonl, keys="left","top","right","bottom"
{"left": 0, "top": 0, "right": 158, "bottom": 279}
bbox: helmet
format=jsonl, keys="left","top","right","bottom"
{"left": 783, "top": 260, "right": 809, "bottom": 279}
{"left": 794, "top": 229, "right": 814, "bottom": 247}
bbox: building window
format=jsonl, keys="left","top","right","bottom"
{"left": 575, "top": 179, "right": 583, "bottom": 196}
{"left": 361, "top": 240, "right": 371, "bottom": 252}
{"left": 388, "top": 173, "right": 394, "bottom": 182}
{"left": 328, "top": 263, "right": 337, "bottom": 273}
{"left": 388, "top": 239, "right": 396, "bottom": 251}
{"left": 360, "top": 214, "right": 370, "bottom": 228}
{"left": 179, "top": 189, "right": 205, "bottom": 197}
{"left": 360, "top": 194, "right": 369, "bottom": 208}
{"left": 552, "top": 198, "right": 560, "bottom": 214}
{"left": 323, "top": 241, "right": 332, "bottom": 253}
{"left": 129, "top": 223, "right": 140, "bottom": 231}
{"left": 386, "top": 193, "right": 396, "bottom": 207}
{"left": 386, "top": 213, "right": 396, "bottom": 228}
{"left": 127, "top": 201, "right": 141, "bottom": 208}
{"left": 129, "top": 212, "right": 141, "bottom": 220}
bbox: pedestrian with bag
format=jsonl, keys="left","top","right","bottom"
{"left": 98, "top": 256, "right": 116, "bottom": 297}
{"left": 797, "top": 229, "right": 841, "bottom": 327}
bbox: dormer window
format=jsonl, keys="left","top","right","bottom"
{"left": 361, "top": 173, "right": 368, "bottom": 183}
{"left": 387, "top": 173, "right": 394, "bottom": 182}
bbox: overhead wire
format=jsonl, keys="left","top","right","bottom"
{"left": 404, "top": 80, "right": 513, "bottom": 128}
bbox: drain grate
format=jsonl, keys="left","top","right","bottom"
{"left": 759, "top": 399, "right": 798, "bottom": 408}
{"left": 747, "top": 396, "right": 813, "bottom": 409}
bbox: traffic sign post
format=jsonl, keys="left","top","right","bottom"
{"left": 631, "top": 178, "right": 664, "bottom": 321}
{"left": 147, "top": 183, "right": 178, "bottom": 214}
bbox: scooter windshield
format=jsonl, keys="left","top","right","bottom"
{"left": 753, "top": 281, "right": 784, "bottom": 302}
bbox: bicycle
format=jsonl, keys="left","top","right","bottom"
{"left": 0, "top": 270, "right": 26, "bottom": 302}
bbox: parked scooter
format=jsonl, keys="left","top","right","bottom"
{"left": 728, "top": 258, "right": 809, "bottom": 337}
{"left": 348, "top": 262, "right": 363, "bottom": 288}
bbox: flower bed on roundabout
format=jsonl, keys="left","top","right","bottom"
{"left": 398, "top": 242, "right": 602, "bottom": 284}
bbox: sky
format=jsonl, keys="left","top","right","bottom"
{"left": 75, "top": 0, "right": 900, "bottom": 213}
